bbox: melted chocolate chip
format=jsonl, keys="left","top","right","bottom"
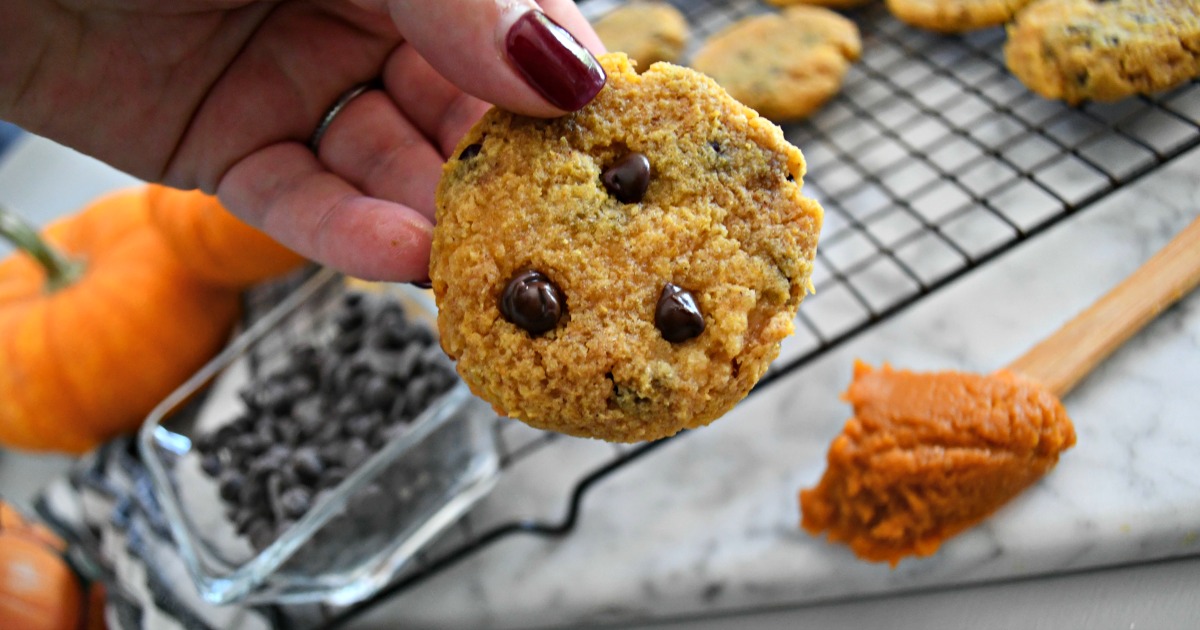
{"left": 500, "top": 270, "right": 566, "bottom": 335}
{"left": 601, "top": 152, "right": 651, "bottom": 203}
{"left": 458, "top": 143, "right": 482, "bottom": 160}
{"left": 655, "top": 283, "right": 705, "bottom": 343}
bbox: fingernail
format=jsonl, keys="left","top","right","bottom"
{"left": 504, "top": 10, "right": 606, "bottom": 111}
{"left": 411, "top": 279, "right": 432, "bottom": 290}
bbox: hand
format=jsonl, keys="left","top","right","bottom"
{"left": 0, "top": 0, "right": 606, "bottom": 281}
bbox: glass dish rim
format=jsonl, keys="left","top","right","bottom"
{"left": 138, "top": 267, "right": 492, "bottom": 604}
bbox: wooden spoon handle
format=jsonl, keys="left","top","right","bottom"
{"left": 1006, "top": 214, "right": 1200, "bottom": 398}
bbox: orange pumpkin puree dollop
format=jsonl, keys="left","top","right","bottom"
{"left": 799, "top": 360, "right": 1076, "bottom": 566}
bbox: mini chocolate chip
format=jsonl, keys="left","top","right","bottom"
{"left": 318, "top": 467, "right": 348, "bottom": 490}
{"left": 408, "top": 325, "right": 436, "bottom": 347}
{"left": 279, "top": 487, "right": 313, "bottom": 520}
{"left": 340, "top": 438, "right": 372, "bottom": 469}
{"left": 500, "top": 270, "right": 566, "bottom": 335}
{"left": 458, "top": 143, "right": 482, "bottom": 160}
{"left": 330, "top": 330, "right": 363, "bottom": 355}
{"left": 200, "top": 453, "right": 222, "bottom": 477}
{"left": 360, "top": 374, "right": 394, "bottom": 411}
{"left": 247, "top": 519, "right": 275, "bottom": 551}
{"left": 218, "top": 471, "right": 245, "bottom": 502}
{"left": 238, "top": 479, "right": 265, "bottom": 506}
{"left": 655, "top": 283, "right": 705, "bottom": 343}
{"left": 233, "top": 433, "right": 268, "bottom": 456}
{"left": 709, "top": 141, "right": 722, "bottom": 153}
{"left": 786, "top": 173, "right": 795, "bottom": 182}
{"left": 292, "top": 447, "right": 325, "bottom": 482}
{"left": 348, "top": 412, "right": 382, "bottom": 439}
{"left": 335, "top": 308, "right": 365, "bottom": 332}
{"left": 601, "top": 152, "right": 651, "bottom": 203}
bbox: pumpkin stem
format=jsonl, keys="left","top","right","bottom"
{"left": 0, "top": 203, "right": 85, "bottom": 292}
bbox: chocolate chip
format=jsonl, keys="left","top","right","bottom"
{"left": 335, "top": 308, "right": 365, "bottom": 333}
{"left": 360, "top": 374, "right": 394, "bottom": 411}
{"left": 655, "top": 283, "right": 705, "bottom": 343}
{"left": 279, "top": 487, "right": 313, "bottom": 520}
{"left": 347, "top": 412, "right": 382, "bottom": 440}
{"left": 458, "top": 143, "right": 482, "bottom": 160}
{"left": 291, "top": 447, "right": 325, "bottom": 483}
{"left": 247, "top": 519, "right": 275, "bottom": 551}
{"left": 218, "top": 471, "right": 246, "bottom": 502}
{"left": 500, "top": 270, "right": 566, "bottom": 335}
{"left": 340, "top": 438, "right": 372, "bottom": 469}
{"left": 200, "top": 453, "right": 222, "bottom": 477}
{"left": 601, "top": 152, "right": 651, "bottom": 203}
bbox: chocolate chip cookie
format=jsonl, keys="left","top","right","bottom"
{"left": 431, "top": 53, "right": 823, "bottom": 443}
{"left": 886, "top": 0, "right": 1033, "bottom": 33}
{"left": 1004, "top": 0, "right": 1200, "bottom": 104}
{"left": 690, "top": 6, "right": 862, "bottom": 122}
{"left": 767, "top": 0, "right": 876, "bottom": 10}
{"left": 592, "top": 1, "right": 691, "bottom": 68}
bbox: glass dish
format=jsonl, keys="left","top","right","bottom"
{"left": 139, "top": 268, "right": 499, "bottom": 606}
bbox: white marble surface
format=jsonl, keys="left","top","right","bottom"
{"left": 344, "top": 144, "right": 1200, "bottom": 629}
{"left": 3, "top": 111, "right": 1199, "bottom": 630}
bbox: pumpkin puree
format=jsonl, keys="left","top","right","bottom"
{"left": 799, "top": 360, "right": 1076, "bottom": 566}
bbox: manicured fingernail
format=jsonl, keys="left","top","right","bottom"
{"left": 504, "top": 10, "right": 606, "bottom": 111}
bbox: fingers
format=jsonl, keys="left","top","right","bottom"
{"left": 381, "top": 45, "right": 492, "bottom": 158}
{"left": 217, "top": 142, "right": 433, "bottom": 282}
{"left": 314, "top": 88, "right": 444, "bottom": 218}
{"left": 382, "top": 0, "right": 607, "bottom": 117}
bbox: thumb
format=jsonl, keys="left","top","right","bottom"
{"left": 379, "top": 0, "right": 607, "bottom": 117}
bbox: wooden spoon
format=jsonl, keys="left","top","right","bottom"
{"left": 1008, "top": 214, "right": 1200, "bottom": 398}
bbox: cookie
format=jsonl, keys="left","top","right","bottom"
{"left": 592, "top": 1, "right": 691, "bottom": 67}
{"left": 886, "top": 0, "right": 1032, "bottom": 33}
{"left": 690, "top": 7, "right": 862, "bottom": 122}
{"left": 1004, "top": 0, "right": 1200, "bottom": 104}
{"left": 766, "top": 0, "right": 876, "bottom": 10}
{"left": 431, "top": 53, "right": 823, "bottom": 443}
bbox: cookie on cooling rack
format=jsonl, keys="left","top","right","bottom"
{"left": 886, "top": 0, "right": 1033, "bottom": 33}
{"left": 1004, "top": 0, "right": 1200, "bottom": 104}
{"left": 430, "top": 53, "right": 823, "bottom": 443}
{"left": 766, "top": 0, "right": 876, "bottom": 10}
{"left": 592, "top": 1, "right": 691, "bottom": 67}
{"left": 690, "top": 6, "right": 862, "bottom": 122}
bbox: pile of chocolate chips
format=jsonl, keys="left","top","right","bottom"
{"left": 193, "top": 290, "right": 459, "bottom": 552}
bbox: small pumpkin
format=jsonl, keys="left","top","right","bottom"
{"left": 0, "top": 188, "right": 242, "bottom": 454}
{"left": 0, "top": 500, "right": 88, "bottom": 630}
{"left": 146, "top": 184, "right": 308, "bottom": 288}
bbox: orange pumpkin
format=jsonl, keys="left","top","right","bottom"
{"left": 0, "top": 188, "right": 242, "bottom": 454}
{"left": 0, "top": 500, "right": 85, "bottom": 630}
{"left": 146, "top": 184, "right": 308, "bottom": 288}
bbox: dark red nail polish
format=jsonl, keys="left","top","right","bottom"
{"left": 505, "top": 11, "right": 606, "bottom": 111}
{"left": 411, "top": 279, "right": 432, "bottom": 290}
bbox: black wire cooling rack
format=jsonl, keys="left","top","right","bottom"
{"left": 304, "top": 1, "right": 1200, "bottom": 626}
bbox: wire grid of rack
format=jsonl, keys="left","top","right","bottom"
{"left": 304, "top": 0, "right": 1200, "bottom": 625}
